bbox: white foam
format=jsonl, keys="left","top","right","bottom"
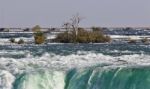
{"left": 0, "top": 70, "right": 15, "bottom": 89}
{"left": 0, "top": 51, "right": 149, "bottom": 75}
{"left": 0, "top": 50, "right": 29, "bottom": 56}
{"left": 108, "top": 50, "right": 136, "bottom": 54}
{"left": 16, "top": 71, "right": 65, "bottom": 89}
{"left": 0, "top": 51, "right": 150, "bottom": 89}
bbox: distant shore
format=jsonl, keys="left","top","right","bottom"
{"left": 0, "top": 27, "right": 150, "bottom": 45}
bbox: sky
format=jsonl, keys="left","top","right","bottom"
{"left": 0, "top": 0, "right": 150, "bottom": 27}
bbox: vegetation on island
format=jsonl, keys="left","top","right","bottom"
{"left": 6, "top": 14, "right": 150, "bottom": 44}
{"left": 32, "top": 25, "right": 47, "bottom": 44}
{"left": 54, "top": 14, "right": 111, "bottom": 43}
{"left": 54, "top": 27, "right": 111, "bottom": 43}
{"left": 9, "top": 25, "right": 47, "bottom": 45}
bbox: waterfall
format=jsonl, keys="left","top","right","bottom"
{"left": 0, "top": 70, "right": 15, "bottom": 89}
{"left": 13, "top": 71, "right": 65, "bottom": 89}
{"left": 65, "top": 67, "right": 150, "bottom": 89}
{"left": 0, "top": 64, "right": 150, "bottom": 89}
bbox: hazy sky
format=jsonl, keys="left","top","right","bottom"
{"left": 0, "top": 0, "right": 150, "bottom": 27}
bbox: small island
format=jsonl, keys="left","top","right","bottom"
{"left": 53, "top": 27, "right": 111, "bottom": 43}
{"left": 33, "top": 14, "right": 111, "bottom": 44}
{"left": 0, "top": 14, "right": 149, "bottom": 45}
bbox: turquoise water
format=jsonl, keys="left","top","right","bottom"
{"left": 0, "top": 43, "right": 150, "bottom": 89}
{"left": 65, "top": 67, "right": 150, "bottom": 89}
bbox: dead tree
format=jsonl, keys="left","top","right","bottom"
{"left": 62, "top": 13, "right": 83, "bottom": 42}
{"left": 70, "top": 13, "right": 82, "bottom": 36}
{"left": 69, "top": 13, "right": 83, "bottom": 42}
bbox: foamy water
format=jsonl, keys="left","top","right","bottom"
{"left": 0, "top": 44, "right": 150, "bottom": 89}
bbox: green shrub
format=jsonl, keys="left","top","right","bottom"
{"left": 76, "top": 28, "right": 89, "bottom": 43}
{"left": 54, "top": 27, "right": 111, "bottom": 43}
{"left": 54, "top": 31, "right": 74, "bottom": 43}
{"left": 32, "top": 25, "right": 46, "bottom": 44}
{"left": 89, "top": 27, "right": 111, "bottom": 43}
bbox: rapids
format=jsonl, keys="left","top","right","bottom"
{"left": 0, "top": 44, "right": 150, "bottom": 89}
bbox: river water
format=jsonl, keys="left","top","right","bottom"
{"left": 0, "top": 43, "right": 150, "bottom": 89}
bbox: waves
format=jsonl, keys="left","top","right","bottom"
{"left": 65, "top": 67, "right": 150, "bottom": 89}
{"left": 0, "top": 51, "right": 150, "bottom": 89}
{"left": 2, "top": 66, "right": 150, "bottom": 89}
{"left": 11, "top": 66, "right": 149, "bottom": 89}
{"left": 1, "top": 51, "right": 150, "bottom": 75}
{"left": 0, "top": 70, "right": 15, "bottom": 89}
{"left": 14, "top": 71, "right": 65, "bottom": 89}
